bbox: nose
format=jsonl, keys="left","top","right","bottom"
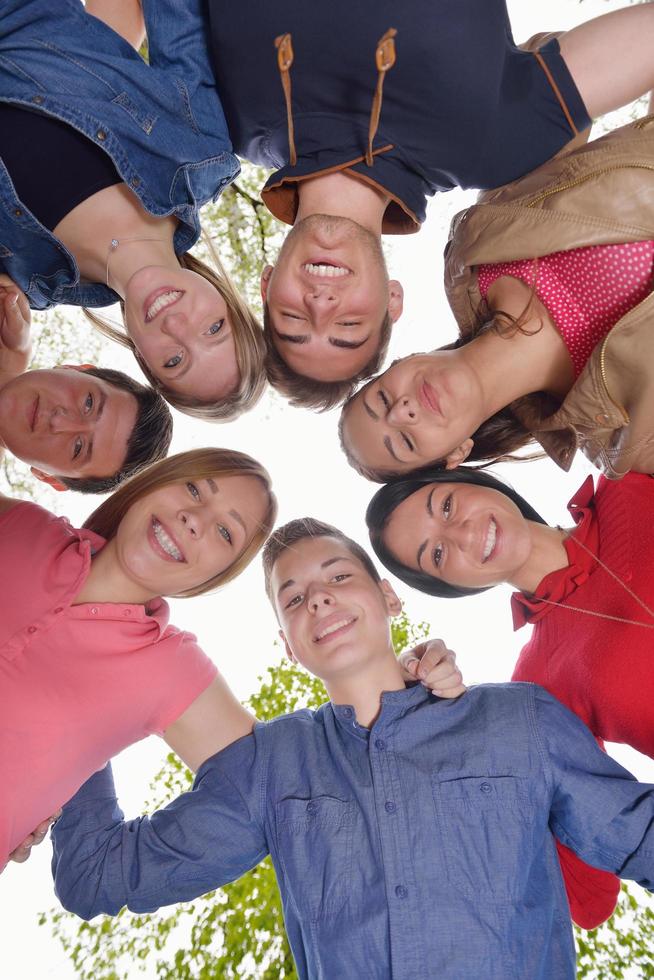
{"left": 388, "top": 396, "right": 419, "bottom": 425}
{"left": 307, "top": 584, "right": 334, "bottom": 613}
{"left": 48, "top": 406, "right": 93, "bottom": 434}
{"left": 159, "top": 311, "right": 187, "bottom": 340}
{"left": 447, "top": 518, "right": 476, "bottom": 552}
{"left": 304, "top": 287, "right": 338, "bottom": 323}
{"left": 178, "top": 509, "right": 201, "bottom": 539}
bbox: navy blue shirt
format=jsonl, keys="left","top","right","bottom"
{"left": 206, "top": 0, "right": 591, "bottom": 232}
{"left": 0, "top": 0, "right": 238, "bottom": 309}
{"left": 52, "top": 684, "right": 654, "bottom": 979}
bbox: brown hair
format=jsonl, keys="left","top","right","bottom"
{"left": 59, "top": 367, "right": 173, "bottom": 494}
{"left": 263, "top": 306, "right": 392, "bottom": 412}
{"left": 262, "top": 516, "right": 381, "bottom": 605}
{"left": 83, "top": 448, "right": 277, "bottom": 598}
{"left": 84, "top": 248, "right": 267, "bottom": 422}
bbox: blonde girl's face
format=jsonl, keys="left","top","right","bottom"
{"left": 113, "top": 474, "right": 270, "bottom": 596}
{"left": 123, "top": 266, "right": 240, "bottom": 401}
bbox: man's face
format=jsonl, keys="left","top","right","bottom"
{"left": 262, "top": 215, "right": 403, "bottom": 383}
{"left": 0, "top": 367, "right": 137, "bottom": 484}
{"left": 270, "top": 535, "right": 400, "bottom": 684}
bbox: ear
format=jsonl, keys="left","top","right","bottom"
{"left": 387, "top": 280, "right": 404, "bottom": 324}
{"left": 60, "top": 363, "right": 95, "bottom": 372}
{"left": 279, "top": 628, "right": 297, "bottom": 664}
{"left": 30, "top": 467, "right": 67, "bottom": 492}
{"left": 379, "top": 578, "right": 403, "bottom": 617}
{"left": 444, "top": 438, "right": 474, "bottom": 470}
{"left": 260, "top": 265, "right": 274, "bottom": 304}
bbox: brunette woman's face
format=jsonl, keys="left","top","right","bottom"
{"left": 113, "top": 474, "right": 269, "bottom": 595}
{"left": 341, "top": 352, "right": 482, "bottom": 477}
{"left": 123, "top": 267, "right": 240, "bottom": 401}
{"left": 382, "top": 482, "right": 533, "bottom": 590}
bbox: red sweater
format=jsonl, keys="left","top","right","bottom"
{"left": 512, "top": 473, "right": 654, "bottom": 928}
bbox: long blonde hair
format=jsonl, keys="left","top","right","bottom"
{"left": 83, "top": 448, "right": 277, "bottom": 598}
{"left": 85, "top": 246, "right": 267, "bottom": 422}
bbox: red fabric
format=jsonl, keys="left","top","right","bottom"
{"left": 512, "top": 473, "right": 654, "bottom": 928}
{"left": 478, "top": 241, "right": 654, "bottom": 378}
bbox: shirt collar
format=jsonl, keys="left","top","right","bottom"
{"left": 331, "top": 682, "right": 432, "bottom": 735}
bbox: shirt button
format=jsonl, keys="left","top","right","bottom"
{"left": 306, "top": 801, "right": 317, "bottom": 814}
{"left": 90, "top": 607, "right": 99, "bottom": 615}
{"left": 97, "top": 129, "right": 107, "bottom": 141}
{"left": 595, "top": 412, "right": 610, "bottom": 424}
{"left": 32, "top": 95, "right": 44, "bottom": 105}
{"left": 14, "top": 208, "right": 22, "bottom": 217}
{"left": 385, "top": 801, "right": 397, "bottom": 813}
{"left": 130, "top": 176, "right": 141, "bottom": 188}
{"left": 480, "top": 782, "right": 492, "bottom": 794}
{"left": 342, "top": 707, "right": 353, "bottom": 719}
{"left": 395, "top": 885, "right": 408, "bottom": 899}
{"left": 54, "top": 607, "right": 63, "bottom": 614}
{"left": 124, "top": 609, "right": 132, "bottom": 616}
{"left": 374, "top": 738, "right": 386, "bottom": 750}
{"left": 27, "top": 626, "right": 37, "bottom": 634}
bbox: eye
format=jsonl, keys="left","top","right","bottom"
{"left": 378, "top": 389, "right": 390, "bottom": 409}
{"left": 432, "top": 544, "right": 444, "bottom": 569}
{"left": 283, "top": 313, "right": 304, "bottom": 320}
{"left": 207, "top": 319, "right": 224, "bottom": 336}
{"left": 337, "top": 321, "right": 361, "bottom": 327}
{"left": 217, "top": 524, "right": 232, "bottom": 545}
{"left": 84, "top": 393, "right": 94, "bottom": 413}
{"left": 442, "top": 493, "right": 453, "bottom": 517}
{"left": 331, "top": 573, "right": 351, "bottom": 583}
{"left": 186, "top": 482, "right": 200, "bottom": 500}
{"left": 72, "top": 437, "right": 83, "bottom": 460}
{"left": 164, "top": 353, "right": 183, "bottom": 369}
{"left": 401, "top": 433, "right": 414, "bottom": 453}
{"left": 285, "top": 593, "right": 304, "bottom": 609}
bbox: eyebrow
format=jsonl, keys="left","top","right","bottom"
{"left": 329, "top": 335, "right": 370, "bottom": 350}
{"left": 362, "top": 395, "right": 378, "bottom": 421}
{"left": 274, "top": 329, "right": 309, "bottom": 345}
{"left": 276, "top": 555, "right": 356, "bottom": 598}
{"left": 416, "top": 540, "right": 428, "bottom": 569}
{"left": 85, "top": 390, "right": 107, "bottom": 465}
{"left": 383, "top": 435, "right": 401, "bottom": 463}
{"left": 427, "top": 487, "right": 435, "bottom": 517}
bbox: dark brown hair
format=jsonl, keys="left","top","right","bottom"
{"left": 263, "top": 306, "right": 392, "bottom": 412}
{"left": 58, "top": 367, "right": 173, "bottom": 494}
{"left": 262, "top": 517, "right": 381, "bottom": 604}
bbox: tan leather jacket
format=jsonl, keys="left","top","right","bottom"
{"left": 444, "top": 117, "right": 654, "bottom": 477}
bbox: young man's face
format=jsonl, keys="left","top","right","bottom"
{"left": 0, "top": 367, "right": 137, "bottom": 486}
{"left": 261, "top": 215, "right": 403, "bottom": 383}
{"left": 270, "top": 535, "right": 401, "bottom": 684}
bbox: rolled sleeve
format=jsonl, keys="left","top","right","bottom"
{"left": 52, "top": 734, "right": 269, "bottom": 920}
{"left": 142, "top": 0, "right": 216, "bottom": 93}
{"left": 532, "top": 687, "right": 654, "bottom": 889}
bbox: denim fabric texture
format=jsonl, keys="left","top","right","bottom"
{"left": 0, "top": 0, "right": 238, "bottom": 309}
{"left": 52, "top": 683, "right": 654, "bottom": 980}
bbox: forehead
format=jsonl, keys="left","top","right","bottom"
{"left": 270, "top": 535, "right": 363, "bottom": 585}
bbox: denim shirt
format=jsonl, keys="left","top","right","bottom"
{"left": 52, "top": 683, "right": 654, "bottom": 980}
{"left": 0, "top": 0, "right": 238, "bottom": 309}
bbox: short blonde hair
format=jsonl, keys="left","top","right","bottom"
{"left": 83, "top": 448, "right": 277, "bottom": 598}
{"left": 85, "top": 247, "right": 267, "bottom": 422}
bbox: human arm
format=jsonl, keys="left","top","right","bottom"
{"left": 8, "top": 811, "right": 61, "bottom": 865}
{"left": 0, "top": 275, "right": 31, "bottom": 388}
{"left": 533, "top": 688, "right": 654, "bottom": 888}
{"left": 85, "top": 0, "right": 145, "bottom": 50}
{"left": 398, "top": 638, "right": 466, "bottom": 698}
{"left": 163, "top": 674, "right": 256, "bottom": 772}
{"left": 52, "top": 736, "right": 269, "bottom": 919}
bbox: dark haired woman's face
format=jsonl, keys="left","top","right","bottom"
{"left": 382, "top": 482, "right": 533, "bottom": 590}
{"left": 113, "top": 474, "right": 269, "bottom": 596}
{"left": 341, "top": 352, "right": 482, "bottom": 477}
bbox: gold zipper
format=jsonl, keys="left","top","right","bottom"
{"left": 526, "top": 164, "right": 654, "bottom": 208}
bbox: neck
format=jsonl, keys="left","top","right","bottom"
{"left": 296, "top": 171, "right": 389, "bottom": 237}
{"left": 53, "top": 183, "right": 179, "bottom": 299}
{"left": 324, "top": 646, "right": 406, "bottom": 728}
{"left": 73, "top": 539, "right": 157, "bottom": 607}
{"left": 509, "top": 521, "right": 573, "bottom": 594}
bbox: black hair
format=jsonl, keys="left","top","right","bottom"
{"left": 365, "top": 465, "right": 546, "bottom": 598}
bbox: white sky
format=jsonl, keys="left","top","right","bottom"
{"left": 3, "top": 2, "right": 653, "bottom": 977}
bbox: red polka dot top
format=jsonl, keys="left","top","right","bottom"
{"left": 478, "top": 242, "right": 654, "bottom": 378}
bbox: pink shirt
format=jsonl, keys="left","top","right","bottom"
{"left": 478, "top": 241, "right": 654, "bottom": 378}
{"left": 0, "top": 502, "right": 217, "bottom": 869}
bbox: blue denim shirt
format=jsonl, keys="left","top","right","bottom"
{"left": 52, "top": 684, "right": 654, "bottom": 980}
{"left": 0, "top": 0, "right": 238, "bottom": 309}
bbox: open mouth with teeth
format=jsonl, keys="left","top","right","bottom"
{"left": 144, "top": 290, "right": 184, "bottom": 323}
{"left": 302, "top": 262, "right": 351, "bottom": 279}
{"left": 314, "top": 616, "right": 357, "bottom": 643}
{"left": 150, "top": 517, "right": 186, "bottom": 563}
{"left": 482, "top": 517, "right": 497, "bottom": 563}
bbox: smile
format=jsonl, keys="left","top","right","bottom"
{"left": 29, "top": 395, "right": 40, "bottom": 432}
{"left": 314, "top": 616, "right": 357, "bottom": 643}
{"left": 418, "top": 381, "right": 441, "bottom": 417}
{"left": 482, "top": 518, "right": 497, "bottom": 563}
{"left": 144, "top": 289, "right": 184, "bottom": 323}
{"left": 302, "top": 262, "right": 351, "bottom": 279}
{"left": 150, "top": 517, "right": 185, "bottom": 563}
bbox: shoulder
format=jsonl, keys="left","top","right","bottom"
{"left": 0, "top": 498, "right": 61, "bottom": 536}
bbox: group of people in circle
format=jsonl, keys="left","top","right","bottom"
{"left": 3, "top": 1, "right": 654, "bottom": 976}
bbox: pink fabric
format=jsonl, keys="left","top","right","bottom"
{"left": 0, "top": 501, "right": 217, "bottom": 869}
{"left": 478, "top": 242, "right": 654, "bottom": 378}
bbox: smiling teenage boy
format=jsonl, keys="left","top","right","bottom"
{"left": 52, "top": 520, "right": 654, "bottom": 978}
{"left": 0, "top": 277, "right": 172, "bottom": 493}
